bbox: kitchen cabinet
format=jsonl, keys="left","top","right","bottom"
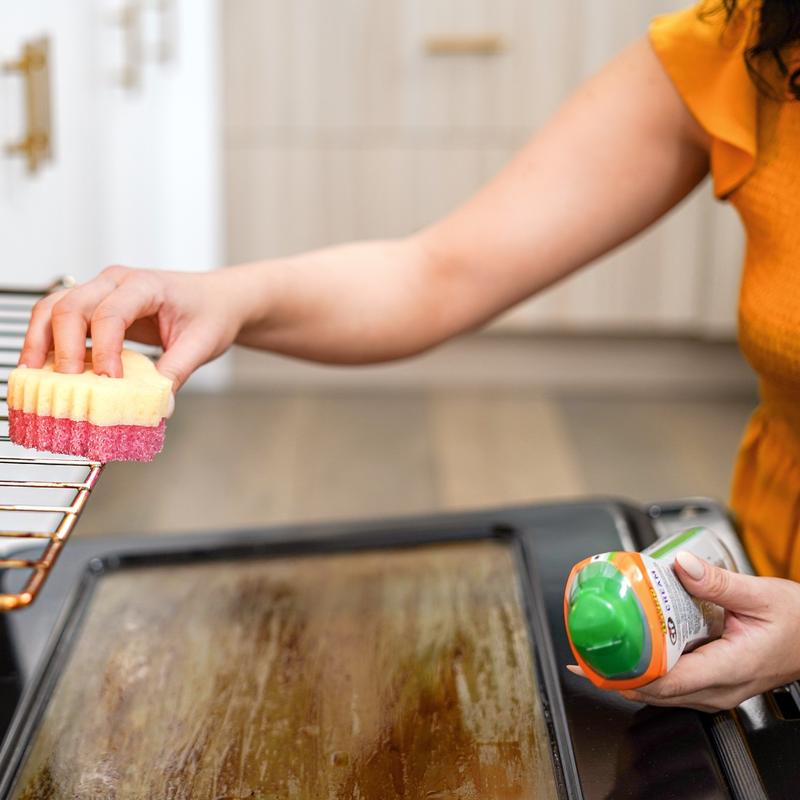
{"left": 1, "top": 0, "right": 221, "bottom": 287}
{"left": 93, "top": 0, "right": 222, "bottom": 272}
{"left": 0, "top": 3, "right": 97, "bottom": 287}
{"left": 225, "top": 0, "right": 578, "bottom": 135}
{"left": 225, "top": 0, "right": 743, "bottom": 338}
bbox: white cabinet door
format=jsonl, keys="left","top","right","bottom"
{"left": 1, "top": 0, "right": 222, "bottom": 289}
{"left": 0, "top": 2, "right": 97, "bottom": 287}
{"left": 94, "top": 0, "right": 222, "bottom": 273}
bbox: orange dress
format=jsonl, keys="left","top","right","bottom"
{"left": 650, "top": 3, "right": 800, "bottom": 579}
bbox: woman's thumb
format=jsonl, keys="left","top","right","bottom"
{"left": 156, "top": 323, "right": 228, "bottom": 395}
{"left": 675, "top": 551, "right": 766, "bottom": 614}
{"left": 156, "top": 332, "right": 209, "bottom": 393}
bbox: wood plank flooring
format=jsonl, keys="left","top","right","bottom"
{"left": 76, "top": 389, "right": 755, "bottom": 538}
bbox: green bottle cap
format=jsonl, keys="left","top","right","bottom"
{"left": 567, "top": 559, "right": 647, "bottom": 679}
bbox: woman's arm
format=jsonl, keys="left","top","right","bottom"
{"left": 20, "top": 37, "right": 709, "bottom": 388}
{"left": 240, "top": 37, "right": 709, "bottom": 364}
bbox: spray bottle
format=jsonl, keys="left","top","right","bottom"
{"left": 564, "top": 526, "right": 738, "bottom": 690}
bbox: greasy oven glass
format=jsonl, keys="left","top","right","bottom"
{"left": 9, "top": 540, "right": 558, "bottom": 799}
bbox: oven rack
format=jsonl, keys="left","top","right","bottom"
{"left": 0, "top": 279, "right": 103, "bottom": 610}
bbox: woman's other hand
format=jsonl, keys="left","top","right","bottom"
{"left": 618, "top": 552, "right": 800, "bottom": 712}
{"left": 19, "top": 266, "right": 245, "bottom": 392}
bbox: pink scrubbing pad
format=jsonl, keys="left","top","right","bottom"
{"left": 8, "top": 409, "right": 165, "bottom": 462}
{"left": 7, "top": 349, "right": 172, "bottom": 463}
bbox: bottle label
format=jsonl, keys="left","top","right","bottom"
{"left": 642, "top": 555, "right": 722, "bottom": 670}
{"left": 642, "top": 527, "right": 732, "bottom": 670}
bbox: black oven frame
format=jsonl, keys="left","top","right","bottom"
{"left": 0, "top": 499, "right": 787, "bottom": 800}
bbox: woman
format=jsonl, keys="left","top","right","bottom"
{"left": 18, "top": 2, "right": 800, "bottom": 711}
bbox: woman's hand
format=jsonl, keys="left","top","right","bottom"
{"left": 19, "top": 266, "right": 246, "bottom": 391}
{"left": 605, "top": 552, "right": 800, "bottom": 712}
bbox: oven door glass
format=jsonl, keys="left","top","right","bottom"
{"left": 9, "top": 540, "right": 559, "bottom": 799}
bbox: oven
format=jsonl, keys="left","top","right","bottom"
{"left": 0, "top": 285, "right": 796, "bottom": 800}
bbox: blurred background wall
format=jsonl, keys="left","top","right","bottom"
{"left": 0, "top": 1, "right": 758, "bottom": 536}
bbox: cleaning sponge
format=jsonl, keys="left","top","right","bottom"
{"left": 7, "top": 349, "right": 172, "bottom": 462}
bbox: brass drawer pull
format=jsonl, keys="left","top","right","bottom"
{"left": 152, "top": 0, "right": 177, "bottom": 64}
{"left": 116, "top": 1, "right": 143, "bottom": 89}
{"left": 3, "top": 37, "right": 52, "bottom": 174}
{"left": 425, "top": 34, "right": 506, "bottom": 56}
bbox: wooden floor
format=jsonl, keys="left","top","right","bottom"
{"left": 77, "top": 389, "right": 756, "bottom": 538}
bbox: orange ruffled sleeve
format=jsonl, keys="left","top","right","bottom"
{"left": 649, "top": 3, "right": 757, "bottom": 198}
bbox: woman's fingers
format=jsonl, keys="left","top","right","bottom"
{"left": 50, "top": 304, "right": 90, "bottom": 373}
{"left": 18, "top": 290, "right": 67, "bottom": 368}
{"left": 18, "top": 267, "right": 163, "bottom": 377}
{"left": 621, "top": 684, "right": 749, "bottom": 712}
{"left": 18, "top": 267, "right": 221, "bottom": 391}
{"left": 632, "top": 640, "right": 737, "bottom": 701}
{"left": 675, "top": 551, "right": 770, "bottom": 617}
{"left": 90, "top": 282, "right": 161, "bottom": 377}
{"left": 46, "top": 273, "right": 121, "bottom": 373}
{"left": 156, "top": 323, "right": 220, "bottom": 392}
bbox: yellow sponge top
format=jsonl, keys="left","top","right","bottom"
{"left": 8, "top": 349, "right": 171, "bottom": 428}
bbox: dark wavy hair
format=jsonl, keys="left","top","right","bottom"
{"left": 709, "top": 1, "right": 800, "bottom": 98}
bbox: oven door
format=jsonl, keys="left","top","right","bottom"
{"left": 0, "top": 499, "right": 791, "bottom": 799}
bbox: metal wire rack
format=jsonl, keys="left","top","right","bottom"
{"left": 0, "top": 279, "right": 103, "bottom": 610}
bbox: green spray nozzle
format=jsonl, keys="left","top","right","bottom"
{"left": 567, "top": 560, "right": 647, "bottom": 679}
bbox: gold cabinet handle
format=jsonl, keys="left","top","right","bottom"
{"left": 3, "top": 37, "right": 52, "bottom": 174}
{"left": 425, "top": 34, "right": 506, "bottom": 56}
{"left": 112, "top": 1, "right": 174, "bottom": 89}
{"left": 113, "top": 1, "right": 143, "bottom": 89}
{"left": 151, "top": 0, "right": 177, "bottom": 64}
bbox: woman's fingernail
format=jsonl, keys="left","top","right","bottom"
{"left": 676, "top": 550, "right": 705, "bottom": 580}
{"left": 16, "top": 363, "right": 28, "bottom": 369}
{"left": 166, "top": 392, "right": 175, "bottom": 418}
